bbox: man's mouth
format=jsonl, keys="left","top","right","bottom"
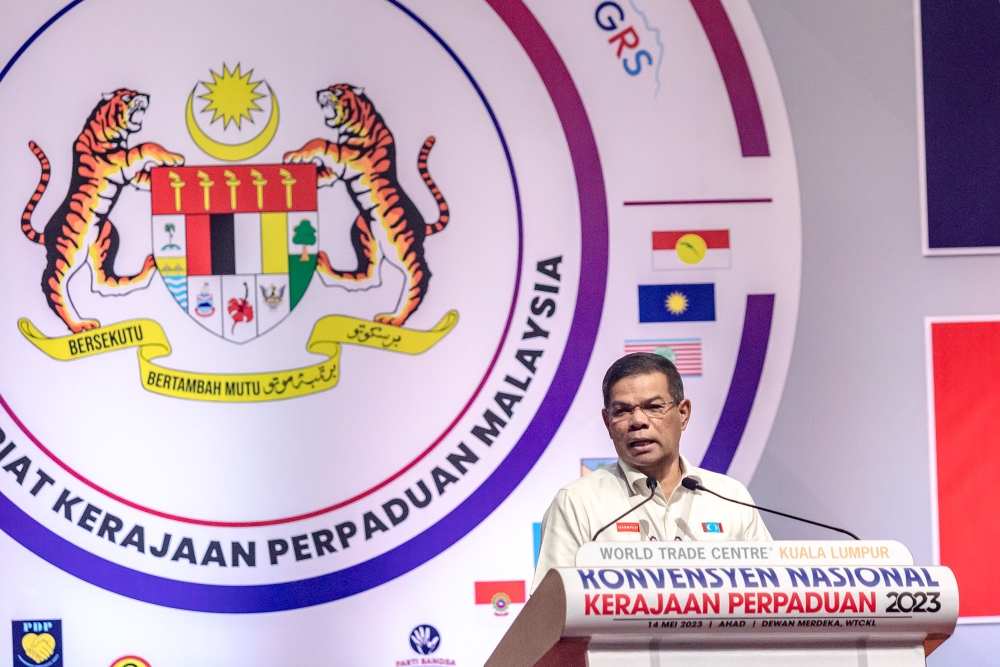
{"left": 628, "top": 439, "right": 655, "bottom": 450}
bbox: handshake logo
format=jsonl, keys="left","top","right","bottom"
{"left": 12, "top": 620, "right": 62, "bottom": 667}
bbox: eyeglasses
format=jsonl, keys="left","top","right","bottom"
{"left": 607, "top": 400, "right": 679, "bottom": 423}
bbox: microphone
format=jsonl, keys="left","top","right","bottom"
{"left": 592, "top": 476, "right": 658, "bottom": 541}
{"left": 681, "top": 477, "right": 860, "bottom": 540}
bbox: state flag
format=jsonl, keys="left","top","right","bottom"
{"left": 652, "top": 230, "right": 731, "bottom": 269}
{"left": 638, "top": 284, "right": 716, "bottom": 322}
{"left": 929, "top": 319, "right": 1000, "bottom": 617}
{"left": 475, "top": 580, "right": 526, "bottom": 616}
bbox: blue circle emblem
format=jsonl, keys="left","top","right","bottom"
{"left": 409, "top": 625, "right": 441, "bottom": 655}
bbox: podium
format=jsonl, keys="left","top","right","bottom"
{"left": 486, "top": 541, "right": 958, "bottom": 667}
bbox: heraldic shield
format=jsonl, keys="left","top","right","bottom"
{"left": 150, "top": 163, "right": 318, "bottom": 342}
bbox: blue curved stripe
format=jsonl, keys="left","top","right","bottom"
{"left": 700, "top": 294, "right": 775, "bottom": 473}
{"left": 0, "top": 0, "right": 84, "bottom": 85}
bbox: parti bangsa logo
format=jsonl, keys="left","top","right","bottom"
{"left": 0, "top": 0, "right": 600, "bottom": 613}
{"left": 398, "top": 624, "right": 456, "bottom": 666}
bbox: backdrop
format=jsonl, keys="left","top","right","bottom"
{"left": 0, "top": 1, "right": 994, "bottom": 666}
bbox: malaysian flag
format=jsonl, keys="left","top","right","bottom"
{"left": 624, "top": 339, "right": 703, "bottom": 377}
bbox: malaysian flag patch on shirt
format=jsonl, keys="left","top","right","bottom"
{"left": 702, "top": 522, "right": 723, "bottom": 533}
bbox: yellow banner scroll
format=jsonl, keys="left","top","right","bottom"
{"left": 17, "top": 311, "right": 458, "bottom": 403}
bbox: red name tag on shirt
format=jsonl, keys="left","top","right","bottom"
{"left": 616, "top": 521, "right": 640, "bottom": 533}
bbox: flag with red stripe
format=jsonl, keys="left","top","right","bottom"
{"left": 652, "top": 230, "right": 730, "bottom": 269}
{"left": 475, "top": 580, "right": 526, "bottom": 616}
{"left": 624, "top": 339, "right": 703, "bottom": 376}
{"left": 474, "top": 580, "right": 526, "bottom": 605}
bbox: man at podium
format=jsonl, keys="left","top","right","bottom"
{"left": 532, "top": 353, "right": 771, "bottom": 592}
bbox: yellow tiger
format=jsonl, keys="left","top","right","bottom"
{"left": 283, "top": 84, "right": 449, "bottom": 327}
{"left": 21, "top": 89, "right": 185, "bottom": 332}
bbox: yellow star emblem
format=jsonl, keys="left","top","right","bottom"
{"left": 199, "top": 63, "right": 265, "bottom": 130}
{"left": 665, "top": 291, "right": 688, "bottom": 315}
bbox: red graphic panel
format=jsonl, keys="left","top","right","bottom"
{"left": 931, "top": 320, "right": 1000, "bottom": 617}
{"left": 652, "top": 230, "right": 730, "bottom": 250}
{"left": 150, "top": 164, "right": 317, "bottom": 215}
{"left": 186, "top": 215, "right": 212, "bottom": 276}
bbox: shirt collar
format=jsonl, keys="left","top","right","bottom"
{"left": 618, "top": 454, "right": 705, "bottom": 496}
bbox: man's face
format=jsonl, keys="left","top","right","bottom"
{"left": 601, "top": 372, "right": 691, "bottom": 474}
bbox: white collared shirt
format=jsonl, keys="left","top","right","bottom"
{"left": 531, "top": 455, "right": 771, "bottom": 592}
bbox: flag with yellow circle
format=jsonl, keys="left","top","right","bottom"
{"left": 652, "top": 230, "right": 731, "bottom": 269}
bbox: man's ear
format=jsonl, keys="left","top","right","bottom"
{"left": 678, "top": 398, "right": 692, "bottom": 431}
{"left": 601, "top": 407, "right": 612, "bottom": 433}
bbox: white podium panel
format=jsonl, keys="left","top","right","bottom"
{"left": 586, "top": 643, "right": 925, "bottom": 667}
{"left": 487, "top": 543, "right": 958, "bottom": 667}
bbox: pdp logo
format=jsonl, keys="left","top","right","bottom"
{"left": 409, "top": 625, "right": 441, "bottom": 655}
{"left": 11, "top": 620, "right": 61, "bottom": 667}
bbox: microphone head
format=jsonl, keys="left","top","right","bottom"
{"left": 645, "top": 476, "right": 658, "bottom": 490}
{"left": 681, "top": 477, "right": 700, "bottom": 491}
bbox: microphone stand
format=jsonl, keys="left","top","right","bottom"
{"left": 681, "top": 477, "right": 860, "bottom": 540}
{"left": 592, "top": 476, "right": 659, "bottom": 541}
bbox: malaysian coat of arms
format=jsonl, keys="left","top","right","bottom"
{"left": 16, "top": 65, "right": 458, "bottom": 402}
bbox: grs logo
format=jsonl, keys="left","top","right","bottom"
{"left": 409, "top": 625, "right": 441, "bottom": 655}
{"left": 594, "top": 1, "right": 664, "bottom": 89}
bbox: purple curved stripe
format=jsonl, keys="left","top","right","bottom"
{"left": 700, "top": 294, "right": 774, "bottom": 473}
{"left": 482, "top": 0, "right": 608, "bottom": 350}
{"left": 689, "top": 0, "right": 770, "bottom": 157}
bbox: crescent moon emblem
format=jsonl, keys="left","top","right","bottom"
{"left": 186, "top": 84, "right": 279, "bottom": 162}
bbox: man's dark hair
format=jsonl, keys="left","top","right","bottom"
{"left": 602, "top": 352, "right": 684, "bottom": 407}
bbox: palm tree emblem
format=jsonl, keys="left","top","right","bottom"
{"left": 161, "top": 222, "right": 181, "bottom": 251}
